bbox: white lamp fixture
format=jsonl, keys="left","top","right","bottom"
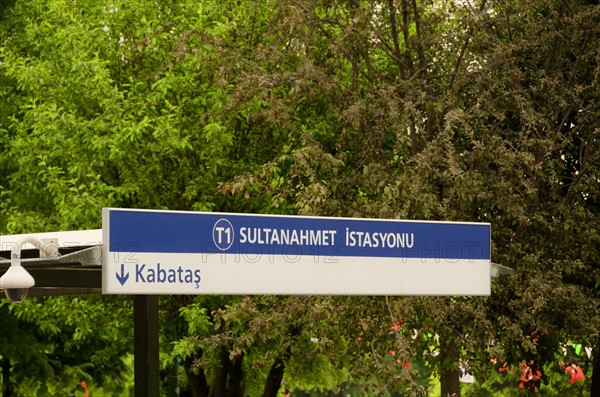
{"left": 0, "top": 237, "right": 59, "bottom": 303}
{"left": 0, "top": 257, "right": 35, "bottom": 302}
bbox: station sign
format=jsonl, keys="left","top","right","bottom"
{"left": 102, "top": 208, "right": 491, "bottom": 295}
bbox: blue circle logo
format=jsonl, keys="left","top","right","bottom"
{"left": 212, "top": 219, "right": 234, "bottom": 251}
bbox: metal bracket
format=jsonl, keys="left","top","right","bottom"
{"left": 490, "top": 262, "right": 515, "bottom": 277}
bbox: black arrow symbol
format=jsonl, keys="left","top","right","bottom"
{"left": 116, "top": 264, "right": 129, "bottom": 286}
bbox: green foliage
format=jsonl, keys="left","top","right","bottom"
{"left": 1, "top": 0, "right": 599, "bottom": 395}
{"left": 0, "top": 296, "right": 132, "bottom": 395}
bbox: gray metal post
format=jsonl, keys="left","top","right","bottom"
{"left": 134, "top": 295, "right": 160, "bottom": 397}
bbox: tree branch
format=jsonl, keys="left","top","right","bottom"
{"left": 450, "top": 0, "right": 488, "bottom": 88}
{"left": 386, "top": 0, "right": 406, "bottom": 79}
{"left": 400, "top": 0, "right": 415, "bottom": 76}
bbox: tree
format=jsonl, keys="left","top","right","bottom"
{"left": 1, "top": 0, "right": 598, "bottom": 395}
{"left": 0, "top": 296, "right": 132, "bottom": 396}
{"left": 216, "top": 0, "right": 599, "bottom": 394}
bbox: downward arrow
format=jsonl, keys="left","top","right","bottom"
{"left": 116, "top": 264, "right": 130, "bottom": 286}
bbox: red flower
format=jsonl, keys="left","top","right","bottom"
{"left": 563, "top": 363, "right": 586, "bottom": 384}
{"left": 519, "top": 361, "right": 541, "bottom": 391}
{"left": 79, "top": 381, "right": 90, "bottom": 397}
{"left": 387, "top": 350, "right": 410, "bottom": 369}
{"left": 390, "top": 322, "right": 403, "bottom": 331}
{"left": 490, "top": 358, "right": 510, "bottom": 373}
{"left": 398, "top": 359, "right": 411, "bottom": 369}
{"left": 531, "top": 332, "right": 539, "bottom": 343}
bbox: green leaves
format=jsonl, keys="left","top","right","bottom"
{"left": 0, "top": 296, "right": 132, "bottom": 394}
{"left": 1, "top": 0, "right": 599, "bottom": 395}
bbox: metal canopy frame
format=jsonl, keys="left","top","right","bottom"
{"left": 0, "top": 245, "right": 102, "bottom": 295}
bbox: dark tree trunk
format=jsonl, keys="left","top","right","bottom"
{"left": 183, "top": 356, "right": 209, "bottom": 397}
{"left": 262, "top": 325, "right": 300, "bottom": 397}
{"left": 1, "top": 358, "right": 13, "bottom": 397}
{"left": 591, "top": 345, "right": 600, "bottom": 397}
{"left": 208, "top": 349, "right": 230, "bottom": 397}
{"left": 262, "top": 356, "right": 285, "bottom": 397}
{"left": 227, "top": 353, "right": 245, "bottom": 397}
{"left": 167, "top": 363, "right": 179, "bottom": 397}
{"left": 439, "top": 338, "right": 461, "bottom": 397}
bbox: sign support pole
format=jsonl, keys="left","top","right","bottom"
{"left": 134, "top": 295, "right": 159, "bottom": 397}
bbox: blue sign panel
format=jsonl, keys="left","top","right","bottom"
{"left": 108, "top": 210, "right": 490, "bottom": 260}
